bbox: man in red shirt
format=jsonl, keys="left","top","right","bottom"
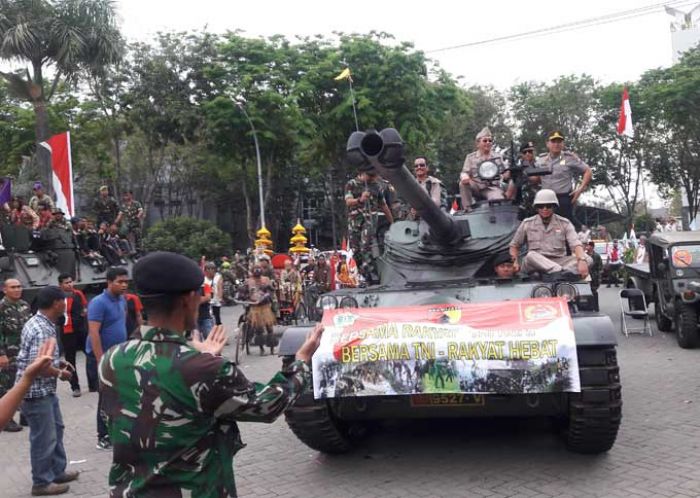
{"left": 125, "top": 293, "right": 144, "bottom": 338}
{"left": 57, "top": 274, "right": 89, "bottom": 397}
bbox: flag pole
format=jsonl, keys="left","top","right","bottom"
{"left": 348, "top": 77, "right": 359, "bottom": 132}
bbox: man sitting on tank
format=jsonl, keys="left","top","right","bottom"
{"left": 459, "top": 127, "right": 513, "bottom": 210}
{"left": 509, "top": 189, "right": 591, "bottom": 279}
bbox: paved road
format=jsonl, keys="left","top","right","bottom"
{"left": 1, "top": 288, "right": 700, "bottom": 497}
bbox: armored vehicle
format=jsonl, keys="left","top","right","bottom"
{"left": 279, "top": 129, "right": 621, "bottom": 455}
{"left": 0, "top": 224, "right": 131, "bottom": 303}
{"left": 626, "top": 231, "right": 700, "bottom": 348}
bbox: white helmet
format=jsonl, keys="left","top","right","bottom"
{"left": 533, "top": 189, "right": 559, "bottom": 206}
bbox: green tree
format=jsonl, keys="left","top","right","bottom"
{"left": 638, "top": 47, "right": 700, "bottom": 224}
{"left": 144, "top": 217, "right": 232, "bottom": 260}
{"left": 0, "top": 0, "right": 123, "bottom": 181}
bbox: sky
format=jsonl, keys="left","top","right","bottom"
{"left": 114, "top": 0, "right": 695, "bottom": 88}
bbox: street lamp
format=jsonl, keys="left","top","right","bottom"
{"left": 235, "top": 100, "right": 265, "bottom": 228}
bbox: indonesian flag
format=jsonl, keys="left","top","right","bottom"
{"left": 450, "top": 198, "right": 459, "bottom": 215}
{"left": 39, "top": 132, "right": 74, "bottom": 216}
{"left": 616, "top": 87, "right": 634, "bottom": 138}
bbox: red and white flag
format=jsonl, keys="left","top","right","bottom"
{"left": 39, "top": 132, "right": 74, "bottom": 216}
{"left": 616, "top": 87, "right": 634, "bottom": 138}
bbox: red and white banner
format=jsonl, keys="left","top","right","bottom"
{"left": 39, "top": 132, "right": 74, "bottom": 216}
{"left": 312, "top": 298, "right": 580, "bottom": 398}
{"left": 616, "top": 87, "right": 634, "bottom": 138}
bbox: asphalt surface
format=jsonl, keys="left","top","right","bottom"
{"left": 1, "top": 287, "right": 699, "bottom": 497}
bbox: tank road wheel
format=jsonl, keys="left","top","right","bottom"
{"left": 654, "top": 300, "right": 673, "bottom": 333}
{"left": 283, "top": 356, "right": 355, "bottom": 454}
{"left": 675, "top": 303, "right": 700, "bottom": 349}
{"left": 564, "top": 346, "right": 622, "bottom": 454}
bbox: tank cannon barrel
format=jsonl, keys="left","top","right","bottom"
{"left": 347, "top": 128, "right": 468, "bottom": 245}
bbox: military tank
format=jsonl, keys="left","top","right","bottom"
{"left": 278, "top": 128, "right": 621, "bottom": 455}
{"left": 0, "top": 224, "right": 132, "bottom": 303}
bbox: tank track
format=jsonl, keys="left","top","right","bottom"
{"left": 565, "top": 346, "right": 622, "bottom": 454}
{"left": 283, "top": 356, "right": 354, "bottom": 454}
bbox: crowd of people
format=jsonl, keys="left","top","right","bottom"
{"left": 0, "top": 252, "right": 325, "bottom": 496}
{"left": 0, "top": 183, "right": 145, "bottom": 265}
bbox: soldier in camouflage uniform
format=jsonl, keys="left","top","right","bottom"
{"left": 345, "top": 168, "right": 394, "bottom": 284}
{"left": 115, "top": 190, "right": 144, "bottom": 253}
{"left": 93, "top": 185, "right": 120, "bottom": 226}
{"left": 0, "top": 278, "right": 32, "bottom": 432}
{"left": 46, "top": 208, "right": 72, "bottom": 231}
{"left": 99, "top": 251, "right": 323, "bottom": 498}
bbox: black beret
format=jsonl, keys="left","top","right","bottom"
{"left": 38, "top": 285, "right": 67, "bottom": 303}
{"left": 133, "top": 251, "right": 204, "bottom": 295}
{"left": 519, "top": 141, "right": 535, "bottom": 153}
{"left": 493, "top": 252, "right": 513, "bottom": 267}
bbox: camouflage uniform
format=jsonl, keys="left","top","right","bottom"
{"left": 99, "top": 327, "right": 310, "bottom": 497}
{"left": 119, "top": 200, "right": 144, "bottom": 251}
{"left": 93, "top": 195, "right": 120, "bottom": 226}
{"left": 47, "top": 217, "right": 72, "bottom": 231}
{"left": 0, "top": 297, "right": 31, "bottom": 396}
{"left": 345, "top": 176, "right": 388, "bottom": 283}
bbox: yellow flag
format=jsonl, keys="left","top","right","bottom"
{"left": 334, "top": 67, "right": 351, "bottom": 81}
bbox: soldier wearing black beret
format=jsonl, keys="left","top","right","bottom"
{"left": 492, "top": 251, "right": 517, "bottom": 279}
{"left": 98, "top": 251, "right": 323, "bottom": 498}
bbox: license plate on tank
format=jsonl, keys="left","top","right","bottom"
{"left": 410, "top": 393, "right": 485, "bottom": 407}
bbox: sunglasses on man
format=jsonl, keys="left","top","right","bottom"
{"left": 414, "top": 163, "right": 427, "bottom": 168}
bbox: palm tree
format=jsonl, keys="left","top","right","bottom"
{"left": 0, "top": 0, "right": 123, "bottom": 178}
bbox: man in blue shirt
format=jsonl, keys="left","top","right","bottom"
{"left": 16, "top": 287, "right": 78, "bottom": 496}
{"left": 86, "top": 267, "right": 128, "bottom": 450}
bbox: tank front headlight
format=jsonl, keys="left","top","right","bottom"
{"left": 478, "top": 160, "right": 499, "bottom": 180}
{"left": 532, "top": 285, "right": 553, "bottom": 298}
{"left": 316, "top": 295, "right": 338, "bottom": 313}
{"left": 339, "top": 296, "right": 359, "bottom": 309}
{"left": 555, "top": 283, "right": 578, "bottom": 302}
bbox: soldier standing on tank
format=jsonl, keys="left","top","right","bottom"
{"left": 0, "top": 278, "right": 32, "bottom": 432}
{"left": 408, "top": 156, "right": 446, "bottom": 221}
{"left": 459, "top": 127, "right": 506, "bottom": 211}
{"left": 515, "top": 141, "right": 542, "bottom": 218}
{"left": 93, "top": 186, "right": 120, "bottom": 226}
{"left": 535, "top": 131, "right": 592, "bottom": 226}
{"left": 47, "top": 208, "right": 72, "bottom": 231}
{"left": 509, "top": 189, "right": 591, "bottom": 277}
{"left": 345, "top": 167, "right": 394, "bottom": 284}
{"left": 115, "top": 190, "right": 144, "bottom": 253}
{"left": 313, "top": 254, "right": 332, "bottom": 293}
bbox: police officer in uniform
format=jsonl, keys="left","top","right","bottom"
{"left": 345, "top": 167, "right": 394, "bottom": 283}
{"left": 535, "top": 131, "right": 592, "bottom": 225}
{"left": 509, "top": 189, "right": 591, "bottom": 277}
{"left": 459, "top": 127, "right": 505, "bottom": 211}
{"left": 99, "top": 251, "right": 323, "bottom": 498}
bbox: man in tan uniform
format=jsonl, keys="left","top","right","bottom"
{"left": 509, "top": 189, "right": 591, "bottom": 277}
{"left": 535, "top": 131, "right": 592, "bottom": 225}
{"left": 459, "top": 127, "right": 505, "bottom": 210}
{"left": 407, "top": 156, "right": 446, "bottom": 220}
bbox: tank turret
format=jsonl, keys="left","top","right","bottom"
{"left": 346, "top": 128, "right": 519, "bottom": 285}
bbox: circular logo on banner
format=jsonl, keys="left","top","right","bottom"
{"left": 672, "top": 249, "right": 692, "bottom": 268}
{"left": 523, "top": 304, "right": 558, "bottom": 322}
{"left": 427, "top": 306, "right": 462, "bottom": 324}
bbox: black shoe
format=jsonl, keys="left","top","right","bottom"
{"left": 96, "top": 436, "right": 112, "bottom": 450}
{"left": 88, "top": 386, "right": 98, "bottom": 393}
{"left": 3, "top": 419, "right": 23, "bottom": 432}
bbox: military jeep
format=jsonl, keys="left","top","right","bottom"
{"left": 626, "top": 231, "right": 700, "bottom": 348}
